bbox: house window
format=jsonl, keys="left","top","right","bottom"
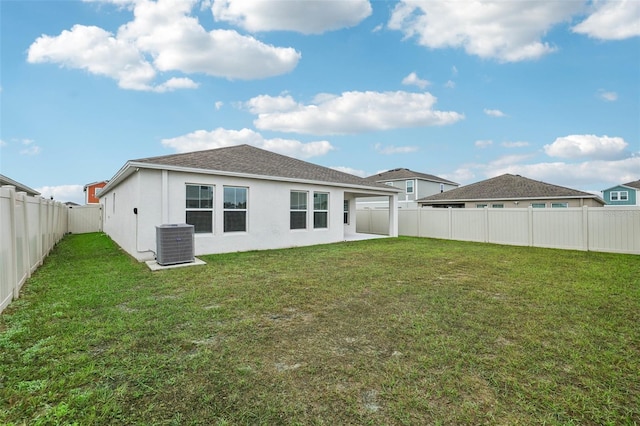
{"left": 611, "top": 191, "right": 628, "bottom": 201}
{"left": 112, "top": 193, "right": 116, "bottom": 213}
{"left": 186, "top": 184, "right": 213, "bottom": 233}
{"left": 492, "top": 204, "right": 504, "bottom": 208}
{"left": 224, "top": 186, "right": 247, "bottom": 232}
{"left": 440, "top": 183, "right": 444, "bottom": 193}
{"left": 314, "top": 192, "right": 328, "bottom": 229}
{"left": 406, "top": 180, "right": 414, "bottom": 194}
{"left": 551, "top": 202, "right": 568, "bottom": 208}
{"left": 531, "top": 203, "right": 546, "bottom": 208}
{"left": 344, "top": 200, "right": 349, "bottom": 224}
{"left": 476, "top": 204, "right": 488, "bottom": 208}
{"left": 290, "top": 191, "right": 307, "bottom": 230}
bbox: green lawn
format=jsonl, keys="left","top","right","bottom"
{"left": 1, "top": 233, "right": 639, "bottom": 425}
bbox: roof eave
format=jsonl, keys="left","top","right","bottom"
{"left": 418, "top": 195, "right": 604, "bottom": 203}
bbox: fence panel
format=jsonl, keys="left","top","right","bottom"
{"left": 488, "top": 208, "right": 530, "bottom": 246}
{"left": 68, "top": 205, "right": 102, "bottom": 234}
{"left": 0, "top": 186, "right": 69, "bottom": 314}
{"left": 531, "top": 208, "right": 586, "bottom": 250}
{"left": 398, "top": 209, "right": 419, "bottom": 236}
{"left": 418, "top": 208, "right": 449, "bottom": 238}
{"left": 452, "top": 209, "right": 486, "bottom": 242}
{"left": 588, "top": 207, "right": 640, "bottom": 254}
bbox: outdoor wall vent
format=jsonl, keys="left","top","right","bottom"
{"left": 156, "top": 224, "right": 194, "bottom": 266}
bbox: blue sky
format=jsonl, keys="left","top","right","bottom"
{"left": 1, "top": 0, "right": 638, "bottom": 204}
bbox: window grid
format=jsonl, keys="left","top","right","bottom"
{"left": 290, "top": 191, "right": 308, "bottom": 230}
{"left": 223, "top": 186, "right": 248, "bottom": 232}
{"left": 186, "top": 184, "right": 213, "bottom": 233}
{"left": 314, "top": 192, "right": 328, "bottom": 229}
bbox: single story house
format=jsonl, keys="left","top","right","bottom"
{"left": 417, "top": 174, "right": 605, "bottom": 208}
{"left": 0, "top": 174, "right": 40, "bottom": 197}
{"left": 83, "top": 180, "right": 108, "bottom": 204}
{"left": 99, "top": 144, "right": 400, "bottom": 261}
{"left": 602, "top": 180, "right": 640, "bottom": 206}
{"left": 357, "top": 168, "right": 459, "bottom": 209}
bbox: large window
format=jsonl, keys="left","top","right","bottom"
{"left": 611, "top": 191, "right": 628, "bottom": 201}
{"left": 224, "top": 187, "right": 247, "bottom": 232}
{"left": 290, "top": 191, "right": 307, "bottom": 230}
{"left": 531, "top": 203, "right": 546, "bottom": 208}
{"left": 551, "top": 202, "right": 568, "bottom": 208}
{"left": 314, "top": 192, "right": 328, "bottom": 229}
{"left": 186, "top": 184, "right": 213, "bottom": 233}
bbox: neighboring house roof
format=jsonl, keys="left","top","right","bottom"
{"left": 102, "top": 144, "right": 401, "bottom": 195}
{"left": 365, "top": 168, "right": 458, "bottom": 185}
{"left": 83, "top": 180, "right": 108, "bottom": 191}
{"left": 0, "top": 174, "right": 40, "bottom": 196}
{"left": 603, "top": 179, "right": 640, "bottom": 191}
{"left": 417, "top": 174, "right": 604, "bottom": 204}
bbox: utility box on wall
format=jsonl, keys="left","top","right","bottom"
{"left": 156, "top": 224, "right": 194, "bottom": 266}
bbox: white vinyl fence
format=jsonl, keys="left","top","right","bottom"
{"left": 357, "top": 206, "right": 640, "bottom": 255}
{"left": 68, "top": 204, "right": 102, "bottom": 234}
{"left": 1, "top": 185, "right": 70, "bottom": 313}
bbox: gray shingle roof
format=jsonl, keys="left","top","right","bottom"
{"left": 133, "top": 144, "right": 396, "bottom": 191}
{"left": 623, "top": 180, "right": 640, "bottom": 190}
{"left": 365, "top": 168, "right": 458, "bottom": 185}
{"left": 418, "top": 174, "right": 599, "bottom": 202}
{"left": 0, "top": 174, "right": 40, "bottom": 196}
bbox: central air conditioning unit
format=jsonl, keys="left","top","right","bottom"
{"left": 156, "top": 224, "right": 195, "bottom": 266}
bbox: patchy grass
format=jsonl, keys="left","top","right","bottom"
{"left": 1, "top": 233, "right": 639, "bottom": 425}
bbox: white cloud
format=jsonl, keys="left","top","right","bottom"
{"left": 0, "top": 139, "right": 7, "bottom": 147}
{"left": 36, "top": 184, "right": 84, "bottom": 204}
{"left": 444, "top": 80, "right": 456, "bottom": 89}
{"left": 401, "top": 72, "right": 430, "bottom": 89}
{"left": 388, "top": 0, "right": 582, "bottom": 62}
{"left": 446, "top": 151, "right": 640, "bottom": 191}
{"left": 573, "top": 0, "right": 640, "bottom": 40}
{"left": 330, "top": 166, "right": 367, "bottom": 177}
{"left": 161, "top": 127, "right": 334, "bottom": 159}
{"left": 544, "top": 134, "right": 629, "bottom": 160}
{"left": 488, "top": 157, "right": 640, "bottom": 190}
{"left": 475, "top": 140, "right": 493, "bottom": 148}
{"left": 214, "top": 101, "right": 223, "bottom": 110}
{"left": 19, "top": 139, "right": 41, "bottom": 155}
{"left": 211, "top": 0, "right": 372, "bottom": 34}
{"left": 484, "top": 108, "right": 506, "bottom": 117}
{"left": 27, "top": 0, "right": 300, "bottom": 91}
{"left": 502, "top": 141, "right": 529, "bottom": 148}
{"left": 248, "top": 91, "right": 464, "bottom": 135}
{"left": 598, "top": 90, "right": 618, "bottom": 102}
{"left": 374, "top": 143, "right": 419, "bottom": 155}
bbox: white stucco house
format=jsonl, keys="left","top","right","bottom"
{"left": 99, "top": 144, "right": 400, "bottom": 261}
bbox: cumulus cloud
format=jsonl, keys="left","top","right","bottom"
{"left": 211, "top": 0, "right": 372, "bottom": 34}
{"left": 388, "top": 0, "right": 582, "bottom": 62}
{"left": 488, "top": 157, "right": 640, "bottom": 190}
{"left": 247, "top": 91, "right": 464, "bottom": 135}
{"left": 161, "top": 127, "right": 334, "bottom": 159}
{"left": 544, "top": 134, "right": 629, "bottom": 160}
{"left": 573, "top": 0, "right": 640, "bottom": 40}
{"left": 0, "top": 139, "right": 7, "bottom": 147}
{"left": 374, "top": 143, "right": 419, "bottom": 155}
{"left": 484, "top": 108, "right": 506, "bottom": 117}
{"left": 36, "top": 184, "right": 85, "bottom": 204}
{"left": 402, "top": 72, "right": 430, "bottom": 89}
{"left": 27, "top": 0, "right": 300, "bottom": 91}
